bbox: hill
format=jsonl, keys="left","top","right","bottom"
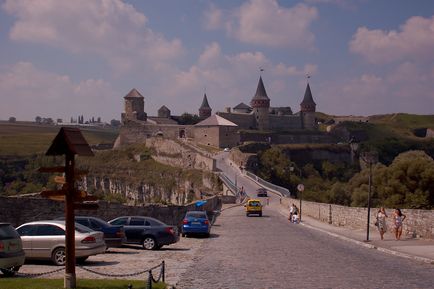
{"left": 0, "top": 121, "right": 119, "bottom": 156}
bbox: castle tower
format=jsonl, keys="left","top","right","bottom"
{"left": 199, "top": 93, "right": 212, "bottom": 118}
{"left": 250, "top": 76, "right": 270, "bottom": 130}
{"left": 300, "top": 82, "right": 317, "bottom": 130}
{"left": 121, "top": 88, "right": 147, "bottom": 124}
{"left": 158, "top": 105, "right": 171, "bottom": 118}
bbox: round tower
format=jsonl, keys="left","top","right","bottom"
{"left": 199, "top": 93, "right": 212, "bottom": 119}
{"left": 250, "top": 76, "right": 270, "bottom": 131}
{"left": 300, "top": 83, "right": 317, "bottom": 130}
{"left": 121, "top": 88, "right": 147, "bottom": 124}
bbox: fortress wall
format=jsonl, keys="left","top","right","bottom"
{"left": 216, "top": 112, "right": 255, "bottom": 129}
{"left": 0, "top": 196, "right": 222, "bottom": 229}
{"left": 269, "top": 115, "right": 302, "bottom": 130}
{"left": 219, "top": 126, "right": 240, "bottom": 148}
{"left": 194, "top": 126, "right": 220, "bottom": 148}
{"left": 281, "top": 197, "right": 434, "bottom": 239}
{"left": 118, "top": 123, "right": 194, "bottom": 146}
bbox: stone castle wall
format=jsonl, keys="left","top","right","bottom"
{"left": 281, "top": 197, "right": 434, "bottom": 239}
{"left": 269, "top": 114, "right": 302, "bottom": 130}
{"left": 117, "top": 122, "right": 194, "bottom": 147}
{"left": 216, "top": 112, "right": 255, "bottom": 130}
{"left": 0, "top": 196, "right": 222, "bottom": 229}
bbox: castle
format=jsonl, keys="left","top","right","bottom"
{"left": 114, "top": 76, "right": 323, "bottom": 149}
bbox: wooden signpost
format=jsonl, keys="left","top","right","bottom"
{"left": 38, "top": 127, "right": 95, "bottom": 289}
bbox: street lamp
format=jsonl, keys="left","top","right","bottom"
{"left": 360, "top": 151, "right": 378, "bottom": 242}
{"left": 289, "top": 164, "right": 303, "bottom": 222}
{"left": 349, "top": 137, "right": 378, "bottom": 241}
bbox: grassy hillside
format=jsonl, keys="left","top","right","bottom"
{"left": 0, "top": 122, "right": 119, "bottom": 156}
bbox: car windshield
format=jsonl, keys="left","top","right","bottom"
{"left": 249, "top": 201, "right": 261, "bottom": 206}
{"left": 186, "top": 212, "right": 207, "bottom": 219}
{"left": 0, "top": 224, "right": 19, "bottom": 240}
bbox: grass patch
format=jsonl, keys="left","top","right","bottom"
{"left": 0, "top": 122, "right": 119, "bottom": 156}
{"left": 0, "top": 278, "right": 166, "bottom": 289}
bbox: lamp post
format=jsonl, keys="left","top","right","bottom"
{"left": 360, "top": 151, "right": 378, "bottom": 242}
{"left": 349, "top": 137, "right": 378, "bottom": 242}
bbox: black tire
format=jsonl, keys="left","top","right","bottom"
{"left": 246, "top": 213, "right": 249, "bottom": 217}
{"left": 142, "top": 236, "right": 157, "bottom": 250}
{"left": 1, "top": 266, "right": 20, "bottom": 277}
{"left": 181, "top": 233, "right": 186, "bottom": 237}
{"left": 259, "top": 212, "right": 262, "bottom": 217}
{"left": 52, "top": 247, "right": 66, "bottom": 266}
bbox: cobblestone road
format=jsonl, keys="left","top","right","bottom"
{"left": 176, "top": 203, "right": 434, "bottom": 289}
{"left": 15, "top": 234, "right": 207, "bottom": 285}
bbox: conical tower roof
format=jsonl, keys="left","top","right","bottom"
{"left": 251, "top": 76, "right": 270, "bottom": 108}
{"left": 300, "top": 83, "right": 315, "bottom": 106}
{"left": 252, "top": 76, "right": 269, "bottom": 100}
{"left": 199, "top": 93, "right": 211, "bottom": 109}
{"left": 124, "top": 88, "right": 144, "bottom": 99}
{"left": 300, "top": 83, "right": 316, "bottom": 112}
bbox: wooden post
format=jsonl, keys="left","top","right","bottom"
{"left": 64, "top": 153, "right": 76, "bottom": 289}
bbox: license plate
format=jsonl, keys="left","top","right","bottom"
{"left": 192, "top": 222, "right": 201, "bottom": 225}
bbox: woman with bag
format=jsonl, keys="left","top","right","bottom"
{"left": 376, "top": 207, "right": 388, "bottom": 240}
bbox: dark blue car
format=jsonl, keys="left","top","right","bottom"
{"left": 181, "top": 211, "right": 210, "bottom": 237}
{"left": 58, "top": 216, "right": 126, "bottom": 248}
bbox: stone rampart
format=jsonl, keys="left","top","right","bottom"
{"left": 281, "top": 197, "right": 434, "bottom": 239}
{"left": 0, "top": 196, "right": 221, "bottom": 229}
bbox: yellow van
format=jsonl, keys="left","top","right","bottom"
{"left": 245, "top": 199, "right": 262, "bottom": 217}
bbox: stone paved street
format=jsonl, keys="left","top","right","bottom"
{"left": 176, "top": 203, "right": 434, "bottom": 289}
{"left": 17, "top": 234, "right": 207, "bottom": 285}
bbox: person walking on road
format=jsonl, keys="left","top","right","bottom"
{"left": 292, "top": 205, "right": 299, "bottom": 223}
{"left": 393, "top": 208, "right": 406, "bottom": 240}
{"left": 376, "top": 207, "right": 388, "bottom": 240}
{"left": 288, "top": 203, "right": 294, "bottom": 222}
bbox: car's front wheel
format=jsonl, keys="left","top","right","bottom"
{"left": 142, "top": 237, "right": 157, "bottom": 250}
{"left": 52, "top": 247, "right": 66, "bottom": 266}
{"left": 1, "top": 266, "right": 20, "bottom": 277}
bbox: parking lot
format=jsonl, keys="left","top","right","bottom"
{"left": 17, "top": 234, "right": 209, "bottom": 286}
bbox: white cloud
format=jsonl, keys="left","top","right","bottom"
{"left": 203, "top": 0, "right": 318, "bottom": 49}
{"left": 2, "top": 0, "right": 183, "bottom": 73}
{"left": 350, "top": 15, "right": 434, "bottom": 63}
{"left": 203, "top": 4, "right": 224, "bottom": 30}
{"left": 320, "top": 63, "right": 434, "bottom": 115}
{"left": 0, "top": 62, "right": 119, "bottom": 121}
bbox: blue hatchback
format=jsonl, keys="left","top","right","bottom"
{"left": 181, "top": 211, "right": 210, "bottom": 237}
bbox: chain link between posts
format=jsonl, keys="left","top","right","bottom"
{"left": 1, "top": 260, "right": 165, "bottom": 280}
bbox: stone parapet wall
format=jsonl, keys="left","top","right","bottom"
{"left": 0, "top": 196, "right": 221, "bottom": 229}
{"left": 281, "top": 197, "right": 434, "bottom": 239}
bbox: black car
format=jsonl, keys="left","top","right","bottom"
{"left": 57, "top": 216, "right": 126, "bottom": 248}
{"left": 108, "top": 216, "right": 179, "bottom": 250}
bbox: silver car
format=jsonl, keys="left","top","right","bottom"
{"left": 16, "top": 220, "right": 106, "bottom": 266}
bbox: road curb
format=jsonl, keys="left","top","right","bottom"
{"left": 279, "top": 208, "right": 434, "bottom": 265}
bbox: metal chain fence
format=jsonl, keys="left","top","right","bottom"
{"left": 2, "top": 261, "right": 166, "bottom": 289}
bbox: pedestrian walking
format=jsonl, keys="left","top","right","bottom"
{"left": 392, "top": 208, "right": 406, "bottom": 240}
{"left": 375, "top": 207, "right": 388, "bottom": 240}
{"left": 292, "top": 205, "right": 299, "bottom": 223}
{"left": 288, "top": 203, "right": 294, "bottom": 222}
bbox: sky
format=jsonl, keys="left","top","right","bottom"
{"left": 0, "top": 0, "right": 434, "bottom": 122}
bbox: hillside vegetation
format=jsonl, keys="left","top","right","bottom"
{"left": 0, "top": 122, "right": 118, "bottom": 156}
